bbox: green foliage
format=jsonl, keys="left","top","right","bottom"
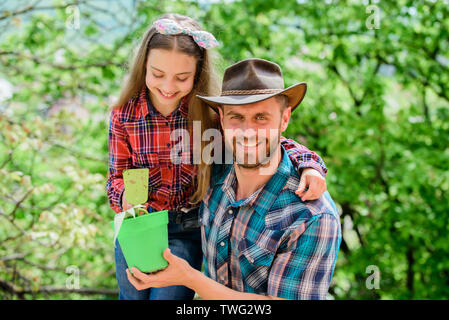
{"left": 0, "top": 0, "right": 448, "bottom": 299}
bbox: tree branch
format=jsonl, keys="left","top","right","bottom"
{"left": 0, "top": 279, "right": 117, "bottom": 297}
{"left": 0, "top": 50, "right": 124, "bottom": 70}
{"left": 0, "top": 0, "right": 89, "bottom": 21}
{"left": 406, "top": 237, "right": 415, "bottom": 298}
{"left": 340, "top": 202, "right": 365, "bottom": 247}
{"left": 328, "top": 63, "right": 362, "bottom": 116}
{"left": 0, "top": 208, "right": 52, "bottom": 248}
{"left": 0, "top": 253, "right": 26, "bottom": 262}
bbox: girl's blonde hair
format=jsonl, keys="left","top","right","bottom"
{"left": 113, "top": 13, "right": 221, "bottom": 205}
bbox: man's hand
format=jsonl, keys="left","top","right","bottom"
{"left": 295, "top": 168, "right": 327, "bottom": 201}
{"left": 126, "top": 248, "right": 192, "bottom": 290}
{"left": 127, "top": 249, "right": 287, "bottom": 300}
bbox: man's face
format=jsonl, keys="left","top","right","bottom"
{"left": 219, "top": 97, "right": 291, "bottom": 169}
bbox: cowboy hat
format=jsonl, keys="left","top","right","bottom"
{"left": 197, "top": 58, "right": 307, "bottom": 112}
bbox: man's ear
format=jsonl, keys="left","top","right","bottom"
{"left": 281, "top": 106, "right": 291, "bottom": 133}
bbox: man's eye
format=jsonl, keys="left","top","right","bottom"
{"left": 256, "top": 116, "right": 266, "bottom": 120}
{"left": 231, "top": 116, "right": 242, "bottom": 120}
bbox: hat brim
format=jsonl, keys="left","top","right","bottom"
{"left": 197, "top": 82, "right": 307, "bottom": 113}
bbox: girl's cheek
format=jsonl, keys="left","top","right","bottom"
{"left": 145, "top": 75, "right": 160, "bottom": 88}
{"left": 178, "top": 79, "right": 195, "bottom": 96}
{"left": 183, "top": 78, "right": 195, "bottom": 91}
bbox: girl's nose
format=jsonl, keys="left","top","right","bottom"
{"left": 162, "top": 79, "right": 177, "bottom": 93}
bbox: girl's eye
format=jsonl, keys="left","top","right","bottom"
{"left": 177, "top": 77, "right": 188, "bottom": 82}
{"left": 152, "top": 73, "right": 163, "bottom": 78}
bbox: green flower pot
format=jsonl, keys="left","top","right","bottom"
{"left": 112, "top": 209, "right": 169, "bottom": 273}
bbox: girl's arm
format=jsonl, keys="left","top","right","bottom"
{"left": 281, "top": 137, "right": 328, "bottom": 200}
{"left": 106, "top": 109, "right": 132, "bottom": 213}
{"left": 281, "top": 136, "right": 327, "bottom": 176}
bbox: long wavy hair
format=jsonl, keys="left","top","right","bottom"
{"left": 112, "top": 13, "right": 221, "bottom": 204}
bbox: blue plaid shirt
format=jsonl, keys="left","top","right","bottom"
{"left": 199, "top": 146, "right": 342, "bottom": 300}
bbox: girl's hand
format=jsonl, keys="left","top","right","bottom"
{"left": 121, "top": 192, "right": 134, "bottom": 210}
{"left": 295, "top": 168, "right": 327, "bottom": 201}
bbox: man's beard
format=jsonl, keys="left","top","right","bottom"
{"left": 226, "top": 127, "right": 281, "bottom": 170}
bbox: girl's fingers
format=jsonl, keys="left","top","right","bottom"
{"left": 301, "top": 190, "right": 315, "bottom": 201}
{"left": 301, "top": 180, "right": 319, "bottom": 201}
{"left": 296, "top": 177, "right": 307, "bottom": 195}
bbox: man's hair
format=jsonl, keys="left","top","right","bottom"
{"left": 274, "top": 94, "right": 289, "bottom": 113}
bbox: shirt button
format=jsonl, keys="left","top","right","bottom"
{"left": 228, "top": 209, "right": 233, "bottom": 214}
{"left": 220, "top": 241, "right": 225, "bottom": 247}
{"left": 249, "top": 258, "right": 254, "bottom": 263}
{"left": 167, "top": 143, "right": 171, "bottom": 147}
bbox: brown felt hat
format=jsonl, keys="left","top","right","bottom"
{"left": 197, "top": 58, "right": 307, "bottom": 112}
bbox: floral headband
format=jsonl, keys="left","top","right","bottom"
{"left": 153, "top": 18, "right": 219, "bottom": 49}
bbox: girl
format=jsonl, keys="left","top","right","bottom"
{"left": 106, "top": 13, "right": 328, "bottom": 300}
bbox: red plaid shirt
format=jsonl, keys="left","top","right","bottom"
{"left": 106, "top": 88, "right": 328, "bottom": 213}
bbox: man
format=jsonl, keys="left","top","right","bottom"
{"left": 126, "top": 58, "right": 342, "bottom": 300}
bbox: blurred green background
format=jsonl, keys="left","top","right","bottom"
{"left": 0, "top": 0, "right": 448, "bottom": 300}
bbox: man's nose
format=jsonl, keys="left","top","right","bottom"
{"left": 237, "top": 118, "right": 254, "bottom": 131}
{"left": 238, "top": 126, "right": 258, "bottom": 141}
{"left": 243, "top": 121, "right": 261, "bottom": 135}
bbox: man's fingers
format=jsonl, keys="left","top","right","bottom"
{"left": 126, "top": 268, "right": 147, "bottom": 290}
{"left": 130, "top": 267, "right": 152, "bottom": 282}
{"left": 163, "top": 248, "right": 173, "bottom": 261}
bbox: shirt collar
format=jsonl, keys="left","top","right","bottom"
{"left": 138, "top": 87, "right": 189, "bottom": 119}
{"left": 219, "top": 145, "right": 293, "bottom": 216}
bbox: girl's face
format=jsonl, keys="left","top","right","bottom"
{"left": 145, "top": 48, "right": 197, "bottom": 112}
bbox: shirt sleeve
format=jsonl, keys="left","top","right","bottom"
{"left": 280, "top": 137, "right": 328, "bottom": 177}
{"left": 105, "top": 109, "right": 132, "bottom": 213}
{"left": 267, "top": 214, "right": 341, "bottom": 300}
